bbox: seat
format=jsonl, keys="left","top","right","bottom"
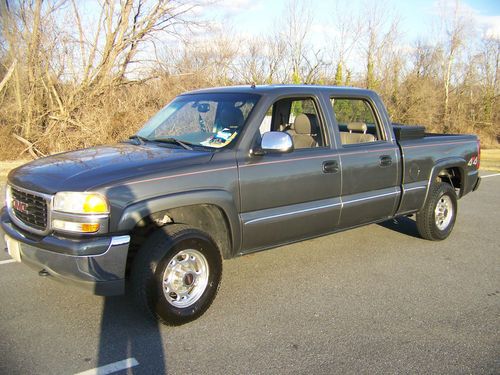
{"left": 278, "top": 110, "right": 294, "bottom": 134}
{"left": 283, "top": 123, "right": 296, "bottom": 137}
{"left": 292, "top": 113, "right": 319, "bottom": 149}
{"left": 340, "top": 122, "right": 376, "bottom": 144}
{"left": 215, "top": 107, "right": 244, "bottom": 132}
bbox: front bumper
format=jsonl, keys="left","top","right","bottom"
{"left": 1, "top": 208, "right": 129, "bottom": 296}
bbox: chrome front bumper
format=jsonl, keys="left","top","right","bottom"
{"left": 1, "top": 208, "right": 129, "bottom": 296}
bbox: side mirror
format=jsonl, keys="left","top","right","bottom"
{"left": 253, "top": 131, "right": 293, "bottom": 156}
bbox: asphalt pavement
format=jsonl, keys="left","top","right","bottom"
{"left": 0, "top": 172, "right": 499, "bottom": 374}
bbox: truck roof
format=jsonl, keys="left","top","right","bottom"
{"left": 182, "top": 84, "right": 376, "bottom": 97}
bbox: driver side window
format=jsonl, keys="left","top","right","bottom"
{"left": 260, "top": 97, "right": 326, "bottom": 150}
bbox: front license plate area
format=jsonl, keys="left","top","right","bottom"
{"left": 4, "top": 235, "right": 21, "bottom": 262}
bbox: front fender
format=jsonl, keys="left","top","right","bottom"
{"left": 113, "top": 189, "right": 241, "bottom": 255}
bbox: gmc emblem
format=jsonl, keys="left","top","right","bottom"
{"left": 12, "top": 199, "right": 28, "bottom": 213}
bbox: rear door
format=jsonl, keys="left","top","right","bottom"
{"left": 329, "top": 96, "right": 400, "bottom": 228}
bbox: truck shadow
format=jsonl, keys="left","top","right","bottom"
{"left": 98, "top": 293, "right": 167, "bottom": 374}
{"left": 98, "top": 178, "right": 167, "bottom": 374}
{"left": 378, "top": 216, "right": 421, "bottom": 239}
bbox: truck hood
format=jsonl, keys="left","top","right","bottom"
{"left": 8, "top": 143, "right": 213, "bottom": 194}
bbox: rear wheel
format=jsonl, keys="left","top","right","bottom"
{"left": 416, "top": 182, "right": 457, "bottom": 241}
{"left": 131, "top": 224, "right": 222, "bottom": 325}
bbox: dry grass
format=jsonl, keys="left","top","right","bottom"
{"left": 0, "top": 126, "right": 28, "bottom": 161}
{"left": 0, "top": 160, "right": 29, "bottom": 178}
{"left": 0, "top": 0, "right": 498, "bottom": 161}
{"left": 481, "top": 149, "right": 500, "bottom": 172}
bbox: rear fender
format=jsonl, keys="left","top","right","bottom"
{"left": 422, "top": 157, "right": 466, "bottom": 207}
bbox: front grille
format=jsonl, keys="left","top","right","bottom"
{"left": 11, "top": 187, "right": 48, "bottom": 231}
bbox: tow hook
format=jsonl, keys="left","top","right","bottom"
{"left": 38, "top": 269, "right": 50, "bottom": 277}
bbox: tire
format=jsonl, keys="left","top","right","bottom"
{"left": 130, "top": 224, "right": 222, "bottom": 325}
{"left": 416, "top": 182, "right": 457, "bottom": 241}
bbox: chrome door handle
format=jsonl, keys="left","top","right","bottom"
{"left": 322, "top": 160, "right": 339, "bottom": 173}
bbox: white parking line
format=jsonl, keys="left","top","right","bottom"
{"left": 74, "top": 358, "right": 139, "bottom": 375}
{"left": 482, "top": 172, "right": 500, "bottom": 179}
{"left": 0, "top": 259, "right": 16, "bottom": 265}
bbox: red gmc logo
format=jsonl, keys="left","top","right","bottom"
{"left": 12, "top": 199, "right": 28, "bottom": 213}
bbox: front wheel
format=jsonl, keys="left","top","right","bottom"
{"left": 131, "top": 224, "right": 222, "bottom": 325}
{"left": 416, "top": 182, "right": 458, "bottom": 241}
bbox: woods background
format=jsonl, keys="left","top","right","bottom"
{"left": 0, "top": 0, "right": 498, "bottom": 160}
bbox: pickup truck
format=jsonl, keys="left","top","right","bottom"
{"left": 1, "top": 85, "right": 481, "bottom": 325}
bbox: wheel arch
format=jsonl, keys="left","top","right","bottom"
{"left": 116, "top": 190, "right": 241, "bottom": 262}
{"left": 423, "top": 157, "right": 466, "bottom": 206}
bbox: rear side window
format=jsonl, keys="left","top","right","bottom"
{"left": 331, "top": 98, "right": 384, "bottom": 145}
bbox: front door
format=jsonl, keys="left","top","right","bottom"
{"left": 237, "top": 97, "right": 342, "bottom": 252}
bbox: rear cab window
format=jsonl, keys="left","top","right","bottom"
{"left": 330, "top": 98, "right": 386, "bottom": 146}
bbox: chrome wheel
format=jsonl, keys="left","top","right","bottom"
{"left": 162, "top": 249, "right": 209, "bottom": 308}
{"left": 434, "top": 194, "right": 453, "bottom": 231}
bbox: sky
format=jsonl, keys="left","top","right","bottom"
{"left": 202, "top": 0, "right": 500, "bottom": 43}
{"left": 73, "top": 0, "right": 500, "bottom": 80}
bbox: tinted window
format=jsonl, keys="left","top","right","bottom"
{"left": 331, "top": 98, "right": 383, "bottom": 145}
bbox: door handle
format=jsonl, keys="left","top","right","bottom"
{"left": 379, "top": 155, "right": 392, "bottom": 167}
{"left": 322, "top": 160, "right": 339, "bottom": 173}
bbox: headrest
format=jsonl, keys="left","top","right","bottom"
{"left": 347, "top": 122, "right": 367, "bottom": 134}
{"left": 294, "top": 113, "right": 317, "bottom": 134}
{"left": 220, "top": 107, "right": 244, "bottom": 129}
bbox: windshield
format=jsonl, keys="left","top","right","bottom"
{"left": 136, "top": 93, "right": 260, "bottom": 149}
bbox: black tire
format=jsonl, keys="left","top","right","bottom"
{"left": 130, "top": 224, "right": 222, "bottom": 325}
{"left": 416, "top": 182, "right": 457, "bottom": 241}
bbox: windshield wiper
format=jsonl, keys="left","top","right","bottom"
{"left": 128, "top": 135, "right": 150, "bottom": 145}
{"left": 155, "top": 137, "right": 193, "bottom": 150}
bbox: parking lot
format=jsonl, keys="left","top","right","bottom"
{"left": 1, "top": 172, "right": 499, "bottom": 375}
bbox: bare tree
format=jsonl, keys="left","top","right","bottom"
{"left": 0, "top": 0, "right": 498, "bottom": 159}
{"left": 476, "top": 38, "right": 500, "bottom": 133}
{"left": 0, "top": 0, "right": 199, "bottom": 156}
{"left": 361, "top": 1, "right": 401, "bottom": 90}
{"left": 284, "top": 0, "right": 310, "bottom": 82}
{"left": 167, "top": 30, "right": 238, "bottom": 86}
{"left": 72, "top": 0, "right": 198, "bottom": 89}
{"left": 436, "top": 0, "right": 470, "bottom": 130}
{"left": 329, "top": 0, "right": 363, "bottom": 85}
{"left": 280, "top": 0, "right": 326, "bottom": 83}
{"left": 238, "top": 34, "right": 288, "bottom": 84}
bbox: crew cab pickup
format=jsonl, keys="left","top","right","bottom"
{"left": 1, "top": 85, "right": 481, "bottom": 325}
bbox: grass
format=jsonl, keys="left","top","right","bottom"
{"left": 481, "top": 149, "right": 500, "bottom": 172}
{"left": 0, "top": 160, "right": 30, "bottom": 178}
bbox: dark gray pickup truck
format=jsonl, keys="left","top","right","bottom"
{"left": 1, "top": 85, "right": 481, "bottom": 325}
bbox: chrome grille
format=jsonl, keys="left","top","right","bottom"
{"left": 11, "top": 187, "right": 48, "bottom": 231}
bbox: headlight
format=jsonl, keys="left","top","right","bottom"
{"left": 53, "top": 192, "right": 109, "bottom": 214}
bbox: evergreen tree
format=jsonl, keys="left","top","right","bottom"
{"left": 334, "top": 62, "right": 343, "bottom": 86}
